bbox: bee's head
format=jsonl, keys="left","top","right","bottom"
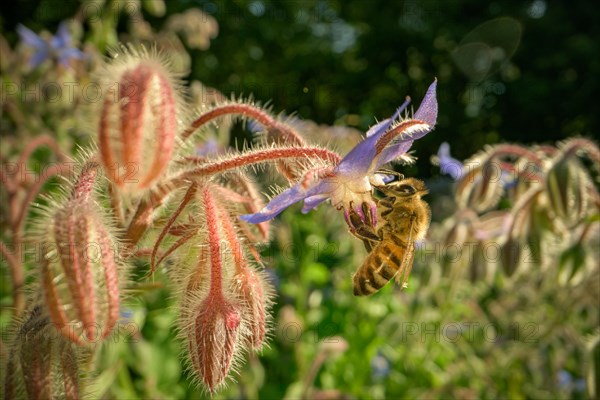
{"left": 379, "top": 178, "right": 429, "bottom": 197}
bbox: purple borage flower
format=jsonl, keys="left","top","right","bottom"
{"left": 240, "top": 80, "right": 438, "bottom": 230}
{"left": 437, "top": 142, "right": 517, "bottom": 188}
{"left": 437, "top": 142, "right": 464, "bottom": 180}
{"left": 17, "top": 22, "right": 85, "bottom": 68}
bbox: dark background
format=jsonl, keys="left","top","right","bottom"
{"left": 2, "top": 0, "right": 599, "bottom": 173}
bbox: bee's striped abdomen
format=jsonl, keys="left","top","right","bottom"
{"left": 353, "top": 240, "right": 407, "bottom": 296}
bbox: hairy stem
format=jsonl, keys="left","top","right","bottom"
{"left": 0, "top": 241, "right": 24, "bottom": 315}
{"left": 183, "top": 103, "right": 304, "bottom": 145}
{"left": 202, "top": 186, "right": 223, "bottom": 297}
{"left": 489, "top": 144, "right": 544, "bottom": 164}
{"left": 124, "top": 182, "right": 176, "bottom": 248}
{"left": 14, "top": 162, "right": 72, "bottom": 236}
{"left": 17, "top": 134, "right": 68, "bottom": 174}
{"left": 177, "top": 146, "right": 341, "bottom": 181}
{"left": 560, "top": 138, "right": 600, "bottom": 165}
{"left": 151, "top": 183, "right": 197, "bottom": 274}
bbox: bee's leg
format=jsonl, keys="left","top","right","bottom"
{"left": 375, "top": 169, "right": 404, "bottom": 180}
{"left": 379, "top": 197, "right": 396, "bottom": 208}
{"left": 354, "top": 225, "right": 381, "bottom": 242}
{"left": 379, "top": 197, "right": 396, "bottom": 218}
{"left": 346, "top": 201, "right": 381, "bottom": 246}
{"left": 347, "top": 212, "right": 380, "bottom": 241}
{"left": 362, "top": 239, "right": 374, "bottom": 253}
{"left": 347, "top": 207, "right": 365, "bottom": 231}
{"left": 353, "top": 226, "right": 381, "bottom": 253}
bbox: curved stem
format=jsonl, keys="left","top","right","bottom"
{"left": 176, "top": 146, "right": 341, "bottom": 181}
{"left": 213, "top": 196, "right": 246, "bottom": 273}
{"left": 108, "top": 182, "right": 124, "bottom": 228}
{"left": 125, "top": 146, "right": 339, "bottom": 250}
{"left": 150, "top": 183, "right": 197, "bottom": 274}
{"left": 498, "top": 161, "right": 543, "bottom": 183}
{"left": 124, "top": 180, "right": 182, "bottom": 248}
{"left": 375, "top": 119, "right": 427, "bottom": 154}
{"left": 561, "top": 138, "right": 600, "bottom": 165}
{"left": 182, "top": 103, "right": 304, "bottom": 145}
{"left": 489, "top": 144, "right": 544, "bottom": 164}
{"left": 0, "top": 165, "right": 16, "bottom": 193}
{"left": 0, "top": 240, "right": 24, "bottom": 316}
{"left": 578, "top": 221, "right": 593, "bottom": 243}
{"left": 17, "top": 135, "right": 68, "bottom": 170}
{"left": 507, "top": 185, "right": 544, "bottom": 236}
{"left": 13, "top": 163, "right": 66, "bottom": 236}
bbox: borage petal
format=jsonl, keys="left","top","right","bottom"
{"left": 58, "top": 48, "right": 86, "bottom": 66}
{"left": 374, "top": 123, "right": 431, "bottom": 169}
{"left": 371, "top": 80, "right": 438, "bottom": 169}
{"left": 302, "top": 194, "right": 330, "bottom": 213}
{"left": 17, "top": 24, "right": 47, "bottom": 49}
{"left": 30, "top": 49, "right": 51, "bottom": 68}
{"left": 336, "top": 98, "right": 412, "bottom": 178}
{"left": 240, "top": 181, "right": 329, "bottom": 223}
{"left": 437, "top": 142, "right": 464, "bottom": 180}
{"left": 413, "top": 79, "right": 438, "bottom": 126}
{"left": 51, "top": 22, "right": 70, "bottom": 49}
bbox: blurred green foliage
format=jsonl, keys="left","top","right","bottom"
{"left": 1, "top": 0, "right": 599, "bottom": 399}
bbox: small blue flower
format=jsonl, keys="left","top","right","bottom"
{"left": 371, "top": 351, "right": 391, "bottom": 379}
{"left": 557, "top": 369, "right": 586, "bottom": 393}
{"left": 196, "top": 138, "right": 222, "bottom": 157}
{"left": 437, "top": 142, "right": 464, "bottom": 180}
{"left": 241, "top": 80, "right": 438, "bottom": 229}
{"left": 17, "top": 22, "right": 85, "bottom": 68}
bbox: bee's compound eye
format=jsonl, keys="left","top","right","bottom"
{"left": 398, "top": 184, "right": 416, "bottom": 194}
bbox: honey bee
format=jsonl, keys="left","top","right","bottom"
{"left": 350, "top": 178, "right": 431, "bottom": 296}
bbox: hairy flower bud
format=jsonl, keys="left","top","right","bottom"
{"left": 39, "top": 164, "right": 121, "bottom": 345}
{"left": 546, "top": 157, "right": 592, "bottom": 228}
{"left": 178, "top": 186, "right": 244, "bottom": 392}
{"left": 98, "top": 48, "right": 179, "bottom": 192}
{"left": 456, "top": 159, "right": 504, "bottom": 213}
{"left": 186, "top": 294, "right": 241, "bottom": 391}
{"left": 3, "top": 305, "right": 83, "bottom": 399}
{"left": 469, "top": 241, "right": 489, "bottom": 282}
{"left": 167, "top": 184, "right": 273, "bottom": 392}
{"left": 500, "top": 237, "right": 522, "bottom": 277}
{"left": 234, "top": 262, "right": 271, "bottom": 349}
{"left": 441, "top": 211, "right": 475, "bottom": 278}
{"left": 212, "top": 193, "right": 273, "bottom": 349}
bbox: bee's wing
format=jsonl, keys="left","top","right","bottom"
{"left": 394, "top": 215, "right": 416, "bottom": 289}
{"left": 396, "top": 241, "right": 415, "bottom": 289}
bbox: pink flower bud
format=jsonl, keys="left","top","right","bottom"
{"left": 234, "top": 266, "right": 270, "bottom": 349}
{"left": 173, "top": 185, "right": 274, "bottom": 392}
{"left": 98, "top": 51, "right": 178, "bottom": 192}
{"left": 42, "top": 200, "right": 120, "bottom": 344}
{"left": 40, "top": 165, "right": 121, "bottom": 345}
{"left": 212, "top": 191, "right": 273, "bottom": 349}
{"left": 4, "top": 305, "right": 83, "bottom": 399}
{"left": 186, "top": 295, "right": 242, "bottom": 392}
{"left": 178, "top": 186, "right": 244, "bottom": 392}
